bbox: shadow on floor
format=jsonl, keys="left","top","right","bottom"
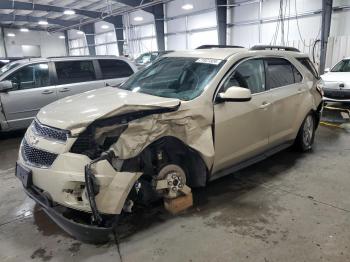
{"left": 115, "top": 147, "right": 303, "bottom": 241}
{"left": 0, "top": 129, "right": 25, "bottom": 140}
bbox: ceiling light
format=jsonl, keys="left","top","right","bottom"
{"left": 101, "top": 24, "right": 109, "bottom": 29}
{"left": 20, "top": 28, "right": 29, "bottom": 32}
{"left": 134, "top": 16, "right": 143, "bottom": 22}
{"left": 7, "top": 33, "right": 15, "bottom": 37}
{"left": 59, "top": 35, "right": 65, "bottom": 39}
{"left": 77, "top": 31, "right": 84, "bottom": 35}
{"left": 182, "top": 4, "right": 194, "bottom": 10}
{"left": 64, "top": 10, "right": 75, "bottom": 15}
{"left": 38, "top": 20, "right": 48, "bottom": 25}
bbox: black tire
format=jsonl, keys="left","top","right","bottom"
{"left": 294, "top": 112, "right": 316, "bottom": 152}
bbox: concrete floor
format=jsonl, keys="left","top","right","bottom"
{"left": 0, "top": 125, "right": 350, "bottom": 262}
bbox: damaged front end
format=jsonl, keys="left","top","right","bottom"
{"left": 17, "top": 96, "right": 214, "bottom": 243}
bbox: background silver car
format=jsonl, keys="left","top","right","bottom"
{"left": 0, "top": 56, "right": 137, "bottom": 131}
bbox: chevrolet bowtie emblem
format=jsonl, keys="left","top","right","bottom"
{"left": 28, "top": 135, "right": 39, "bottom": 146}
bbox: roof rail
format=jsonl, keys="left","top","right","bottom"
{"left": 196, "top": 45, "right": 245, "bottom": 49}
{"left": 46, "top": 55, "right": 117, "bottom": 59}
{"left": 250, "top": 45, "right": 300, "bottom": 52}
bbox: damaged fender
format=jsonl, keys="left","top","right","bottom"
{"left": 110, "top": 107, "right": 215, "bottom": 169}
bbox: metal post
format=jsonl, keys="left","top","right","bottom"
{"left": 81, "top": 24, "right": 96, "bottom": 56}
{"left": 108, "top": 16, "right": 124, "bottom": 56}
{"left": 145, "top": 4, "right": 165, "bottom": 51}
{"left": 216, "top": 0, "right": 227, "bottom": 45}
{"left": 0, "top": 27, "right": 7, "bottom": 57}
{"left": 258, "top": 0, "right": 262, "bottom": 43}
{"left": 185, "top": 15, "right": 189, "bottom": 49}
{"left": 64, "top": 31, "right": 69, "bottom": 56}
{"left": 319, "top": 0, "right": 333, "bottom": 74}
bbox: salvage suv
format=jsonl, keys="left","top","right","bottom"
{"left": 16, "top": 45, "right": 323, "bottom": 243}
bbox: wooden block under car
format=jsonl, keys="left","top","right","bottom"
{"left": 164, "top": 193, "right": 193, "bottom": 214}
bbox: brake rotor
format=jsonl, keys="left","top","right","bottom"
{"left": 155, "top": 164, "right": 191, "bottom": 198}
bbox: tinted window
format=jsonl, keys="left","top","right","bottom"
{"left": 6, "top": 63, "right": 50, "bottom": 90}
{"left": 99, "top": 59, "right": 134, "bottom": 79}
{"left": 265, "top": 58, "right": 296, "bottom": 89}
{"left": 293, "top": 67, "right": 303, "bottom": 83}
{"left": 222, "top": 59, "right": 266, "bottom": 94}
{"left": 55, "top": 60, "right": 96, "bottom": 85}
{"left": 297, "top": 57, "right": 319, "bottom": 79}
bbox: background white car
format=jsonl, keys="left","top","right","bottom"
{"left": 321, "top": 58, "right": 350, "bottom": 103}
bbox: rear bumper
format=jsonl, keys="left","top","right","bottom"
{"left": 23, "top": 184, "right": 116, "bottom": 244}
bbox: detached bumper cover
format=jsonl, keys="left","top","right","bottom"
{"left": 24, "top": 185, "right": 115, "bottom": 244}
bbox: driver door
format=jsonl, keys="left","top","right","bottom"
{"left": 213, "top": 58, "right": 272, "bottom": 173}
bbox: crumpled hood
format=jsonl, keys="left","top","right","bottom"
{"left": 37, "top": 87, "right": 180, "bottom": 133}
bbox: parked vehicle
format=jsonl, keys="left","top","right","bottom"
{"left": 0, "top": 56, "right": 137, "bottom": 131}
{"left": 134, "top": 50, "right": 173, "bottom": 69}
{"left": 0, "top": 57, "right": 24, "bottom": 68}
{"left": 321, "top": 58, "right": 350, "bottom": 103}
{"left": 16, "top": 45, "right": 323, "bottom": 243}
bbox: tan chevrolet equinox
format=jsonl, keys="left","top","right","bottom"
{"left": 16, "top": 45, "right": 323, "bottom": 243}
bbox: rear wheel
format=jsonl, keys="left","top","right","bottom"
{"left": 295, "top": 113, "right": 315, "bottom": 152}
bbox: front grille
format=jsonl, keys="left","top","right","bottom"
{"left": 324, "top": 89, "right": 350, "bottom": 99}
{"left": 21, "top": 139, "right": 58, "bottom": 168}
{"left": 32, "top": 120, "right": 69, "bottom": 142}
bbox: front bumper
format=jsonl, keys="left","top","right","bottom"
{"left": 23, "top": 183, "right": 116, "bottom": 244}
{"left": 17, "top": 127, "right": 143, "bottom": 242}
{"left": 323, "top": 88, "right": 350, "bottom": 102}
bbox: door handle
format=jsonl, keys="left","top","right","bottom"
{"left": 59, "top": 88, "right": 70, "bottom": 92}
{"left": 259, "top": 101, "right": 271, "bottom": 109}
{"left": 42, "top": 90, "right": 54, "bottom": 94}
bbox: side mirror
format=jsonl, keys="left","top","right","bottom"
{"left": 324, "top": 68, "right": 330, "bottom": 73}
{"left": 0, "top": 80, "right": 13, "bottom": 92}
{"left": 217, "top": 86, "right": 252, "bottom": 102}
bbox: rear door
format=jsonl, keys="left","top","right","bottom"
{"left": 98, "top": 59, "right": 135, "bottom": 86}
{"left": 265, "top": 57, "right": 304, "bottom": 147}
{"left": 0, "top": 62, "right": 57, "bottom": 129}
{"left": 54, "top": 60, "right": 102, "bottom": 99}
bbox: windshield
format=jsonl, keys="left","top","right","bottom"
{"left": 0, "top": 61, "right": 22, "bottom": 77}
{"left": 135, "top": 53, "right": 152, "bottom": 65}
{"left": 119, "top": 57, "right": 224, "bottom": 100}
{"left": 331, "top": 59, "right": 350, "bottom": 72}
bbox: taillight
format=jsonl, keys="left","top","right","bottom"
{"left": 316, "top": 81, "right": 324, "bottom": 97}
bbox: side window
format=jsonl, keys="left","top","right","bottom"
{"left": 297, "top": 57, "right": 319, "bottom": 79}
{"left": 98, "top": 59, "right": 134, "bottom": 79}
{"left": 222, "top": 59, "right": 266, "bottom": 94}
{"left": 293, "top": 66, "right": 303, "bottom": 83}
{"left": 265, "top": 58, "right": 296, "bottom": 89}
{"left": 6, "top": 63, "right": 50, "bottom": 90}
{"left": 55, "top": 60, "right": 96, "bottom": 85}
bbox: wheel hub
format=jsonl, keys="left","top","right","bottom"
{"left": 155, "top": 164, "right": 190, "bottom": 198}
